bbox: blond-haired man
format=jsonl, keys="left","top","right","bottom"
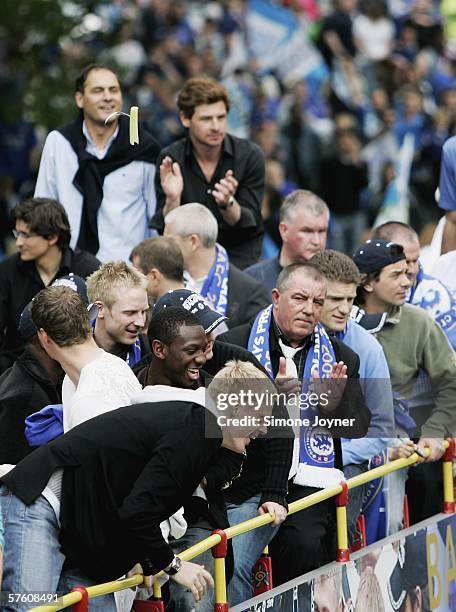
{"left": 87, "top": 260, "right": 149, "bottom": 366}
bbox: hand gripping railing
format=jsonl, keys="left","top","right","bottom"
{"left": 30, "top": 439, "right": 455, "bottom": 612}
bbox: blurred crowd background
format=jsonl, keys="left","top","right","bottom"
{"left": 1, "top": 0, "right": 456, "bottom": 258}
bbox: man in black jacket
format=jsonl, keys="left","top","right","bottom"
{"left": 139, "top": 308, "right": 253, "bottom": 611}
{"left": 1, "top": 360, "right": 275, "bottom": 611}
{"left": 219, "top": 262, "right": 370, "bottom": 593}
{"left": 0, "top": 334, "right": 63, "bottom": 465}
{"left": 164, "top": 203, "right": 269, "bottom": 328}
{"left": 150, "top": 288, "right": 294, "bottom": 606}
{"left": 0, "top": 197, "right": 99, "bottom": 373}
{"left": 150, "top": 77, "right": 264, "bottom": 269}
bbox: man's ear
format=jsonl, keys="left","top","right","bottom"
{"left": 179, "top": 111, "right": 190, "bottom": 129}
{"left": 148, "top": 269, "right": 161, "bottom": 287}
{"left": 94, "top": 300, "right": 105, "bottom": 319}
{"left": 271, "top": 288, "right": 280, "bottom": 307}
{"left": 363, "top": 282, "right": 374, "bottom": 293}
{"left": 37, "top": 328, "right": 49, "bottom": 346}
{"left": 47, "top": 234, "right": 59, "bottom": 247}
{"left": 75, "top": 91, "right": 84, "bottom": 110}
{"left": 278, "top": 222, "right": 288, "bottom": 242}
{"left": 189, "top": 233, "right": 200, "bottom": 252}
{"left": 152, "top": 339, "right": 167, "bottom": 360}
{"left": 37, "top": 328, "right": 54, "bottom": 352}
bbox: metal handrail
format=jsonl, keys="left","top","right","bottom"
{"left": 30, "top": 440, "right": 455, "bottom": 611}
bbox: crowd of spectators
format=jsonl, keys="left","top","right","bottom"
{"left": 2, "top": 0, "right": 456, "bottom": 259}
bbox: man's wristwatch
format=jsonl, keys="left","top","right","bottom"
{"left": 164, "top": 555, "right": 182, "bottom": 575}
{"left": 220, "top": 196, "right": 235, "bottom": 211}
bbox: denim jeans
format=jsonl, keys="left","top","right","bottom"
{"left": 226, "top": 495, "right": 279, "bottom": 607}
{"left": 0, "top": 486, "right": 115, "bottom": 612}
{"left": 167, "top": 526, "right": 215, "bottom": 612}
{"left": 343, "top": 462, "right": 368, "bottom": 546}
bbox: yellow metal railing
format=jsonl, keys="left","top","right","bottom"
{"left": 31, "top": 440, "right": 455, "bottom": 612}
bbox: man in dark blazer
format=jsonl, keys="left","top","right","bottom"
{"left": 218, "top": 262, "right": 370, "bottom": 593}
{"left": 163, "top": 203, "right": 269, "bottom": 328}
{"left": 1, "top": 359, "right": 275, "bottom": 609}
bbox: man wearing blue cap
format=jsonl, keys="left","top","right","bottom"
{"left": 372, "top": 221, "right": 456, "bottom": 350}
{"left": 353, "top": 239, "right": 456, "bottom": 527}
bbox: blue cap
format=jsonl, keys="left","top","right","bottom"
{"left": 353, "top": 240, "right": 405, "bottom": 274}
{"left": 153, "top": 289, "right": 228, "bottom": 334}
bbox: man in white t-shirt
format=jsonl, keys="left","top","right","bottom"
{"left": 1, "top": 285, "right": 142, "bottom": 611}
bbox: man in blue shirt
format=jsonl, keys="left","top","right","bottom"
{"left": 311, "top": 249, "right": 394, "bottom": 541}
{"left": 438, "top": 135, "right": 456, "bottom": 253}
{"left": 35, "top": 64, "right": 160, "bottom": 262}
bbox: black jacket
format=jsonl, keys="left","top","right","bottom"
{"left": 0, "top": 248, "right": 100, "bottom": 373}
{"left": 151, "top": 134, "right": 265, "bottom": 269}
{"left": 2, "top": 401, "right": 224, "bottom": 582}
{"left": 0, "top": 348, "right": 62, "bottom": 464}
{"left": 133, "top": 340, "right": 294, "bottom": 508}
{"left": 225, "top": 264, "right": 269, "bottom": 328}
{"left": 218, "top": 320, "right": 371, "bottom": 500}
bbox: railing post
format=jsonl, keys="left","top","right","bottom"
{"left": 71, "top": 587, "right": 89, "bottom": 611}
{"left": 403, "top": 494, "right": 410, "bottom": 528}
{"left": 211, "top": 529, "right": 229, "bottom": 612}
{"left": 442, "top": 439, "right": 455, "bottom": 514}
{"left": 132, "top": 581, "right": 164, "bottom": 611}
{"left": 335, "top": 481, "right": 350, "bottom": 562}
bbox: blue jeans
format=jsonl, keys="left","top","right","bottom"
{"left": 167, "top": 527, "right": 215, "bottom": 612}
{"left": 343, "top": 462, "right": 368, "bottom": 546}
{"left": 0, "top": 486, "right": 115, "bottom": 612}
{"left": 226, "top": 495, "right": 279, "bottom": 607}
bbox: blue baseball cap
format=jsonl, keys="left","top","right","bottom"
{"left": 153, "top": 289, "right": 228, "bottom": 334}
{"left": 353, "top": 240, "right": 405, "bottom": 274}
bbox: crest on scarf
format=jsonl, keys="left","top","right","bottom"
{"left": 306, "top": 427, "right": 335, "bottom": 464}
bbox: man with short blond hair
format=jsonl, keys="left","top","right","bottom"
{"left": 245, "top": 189, "right": 329, "bottom": 293}
{"left": 87, "top": 260, "right": 149, "bottom": 365}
